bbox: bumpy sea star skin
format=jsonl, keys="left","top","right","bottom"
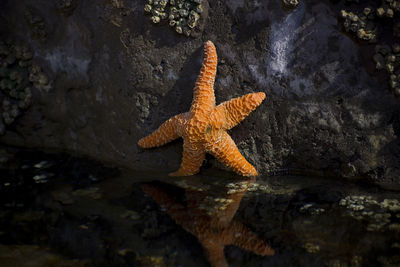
{"left": 138, "top": 41, "right": 266, "bottom": 177}
{"left": 142, "top": 179, "right": 274, "bottom": 267}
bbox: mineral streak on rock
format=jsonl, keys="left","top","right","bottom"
{"left": 144, "top": 0, "right": 203, "bottom": 37}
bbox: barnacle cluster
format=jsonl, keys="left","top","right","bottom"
{"left": 198, "top": 195, "right": 233, "bottom": 215}
{"left": 299, "top": 203, "right": 325, "bottom": 215}
{"left": 174, "top": 180, "right": 206, "bottom": 191}
{"left": 28, "top": 160, "right": 55, "bottom": 184}
{"left": 144, "top": 0, "right": 203, "bottom": 36}
{"left": 376, "top": 0, "right": 400, "bottom": 18}
{"left": 24, "top": 10, "right": 47, "bottom": 42}
{"left": 225, "top": 181, "right": 252, "bottom": 195}
{"left": 340, "top": 8, "right": 376, "bottom": 42}
{"left": 373, "top": 45, "right": 400, "bottom": 95}
{"left": 282, "top": 0, "right": 299, "bottom": 9}
{"left": 0, "top": 40, "right": 51, "bottom": 135}
{"left": 303, "top": 242, "right": 320, "bottom": 254}
{"left": 340, "top": 1, "right": 400, "bottom": 96}
{"left": 29, "top": 64, "right": 51, "bottom": 92}
{"left": 0, "top": 41, "right": 33, "bottom": 134}
{"left": 55, "top": 0, "right": 77, "bottom": 16}
{"left": 339, "top": 195, "right": 400, "bottom": 232}
{"left": 135, "top": 92, "right": 158, "bottom": 123}
{"left": 136, "top": 255, "right": 165, "bottom": 267}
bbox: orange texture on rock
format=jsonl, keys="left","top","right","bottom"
{"left": 138, "top": 41, "right": 266, "bottom": 177}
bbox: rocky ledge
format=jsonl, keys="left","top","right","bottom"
{"left": 0, "top": 0, "right": 399, "bottom": 188}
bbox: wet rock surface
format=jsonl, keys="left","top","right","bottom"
{"left": 0, "top": 1, "right": 399, "bottom": 186}
{"left": 0, "top": 146, "right": 399, "bottom": 266}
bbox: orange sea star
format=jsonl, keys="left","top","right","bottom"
{"left": 142, "top": 178, "right": 274, "bottom": 267}
{"left": 138, "top": 40, "right": 266, "bottom": 176}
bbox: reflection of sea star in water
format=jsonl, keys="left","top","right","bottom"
{"left": 138, "top": 41, "right": 266, "bottom": 177}
{"left": 142, "top": 178, "right": 274, "bottom": 267}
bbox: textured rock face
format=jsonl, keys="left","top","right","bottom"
{"left": 0, "top": 0, "right": 399, "bottom": 187}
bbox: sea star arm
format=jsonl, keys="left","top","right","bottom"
{"left": 190, "top": 41, "right": 217, "bottom": 116}
{"left": 205, "top": 131, "right": 258, "bottom": 176}
{"left": 169, "top": 140, "right": 206, "bottom": 176}
{"left": 216, "top": 178, "right": 256, "bottom": 226}
{"left": 141, "top": 184, "right": 188, "bottom": 221}
{"left": 137, "top": 113, "right": 185, "bottom": 148}
{"left": 211, "top": 92, "right": 266, "bottom": 130}
{"left": 229, "top": 221, "right": 275, "bottom": 256}
{"left": 201, "top": 244, "right": 228, "bottom": 267}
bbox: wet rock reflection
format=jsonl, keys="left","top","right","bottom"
{"left": 0, "top": 146, "right": 399, "bottom": 266}
{"left": 0, "top": 244, "right": 86, "bottom": 267}
{"left": 142, "top": 176, "right": 274, "bottom": 267}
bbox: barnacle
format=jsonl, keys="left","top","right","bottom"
{"left": 339, "top": 195, "right": 400, "bottom": 232}
{"left": 340, "top": 1, "right": 400, "bottom": 96}
{"left": 370, "top": 28, "right": 400, "bottom": 96}
{"left": 282, "top": 0, "right": 299, "bottom": 8}
{"left": 341, "top": 9, "right": 376, "bottom": 42}
{"left": 24, "top": 10, "right": 47, "bottom": 42}
{"left": 0, "top": 40, "right": 51, "bottom": 135}
{"left": 144, "top": 0, "right": 203, "bottom": 37}
{"left": 55, "top": 0, "right": 77, "bottom": 16}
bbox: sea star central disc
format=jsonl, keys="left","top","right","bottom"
{"left": 138, "top": 41, "right": 266, "bottom": 177}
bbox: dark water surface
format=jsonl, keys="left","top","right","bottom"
{"left": 0, "top": 146, "right": 399, "bottom": 267}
